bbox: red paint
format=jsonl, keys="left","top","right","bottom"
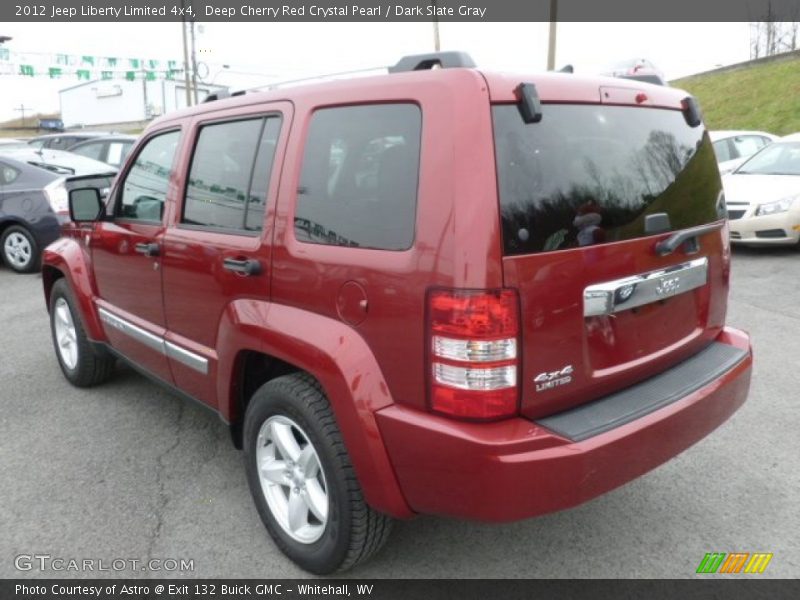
{"left": 376, "top": 327, "right": 752, "bottom": 522}
{"left": 43, "top": 67, "right": 751, "bottom": 521}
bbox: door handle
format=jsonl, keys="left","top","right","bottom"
{"left": 134, "top": 242, "right": 160, "bottom": 257}
{"left": 223, "top": 257, "right": 262, "bottom": 276}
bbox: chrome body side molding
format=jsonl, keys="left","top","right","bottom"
{"left": 98, "top": 307, "right": 208, "bottom": 374}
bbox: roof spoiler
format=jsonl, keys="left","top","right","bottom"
{"left": 388, "top": 51, "right": 476, "bottom": 73}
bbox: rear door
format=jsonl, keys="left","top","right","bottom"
{"left": 90, "top": 129, "right": 181, "bottom": 382}
{"left": 492, "top": 99, "right": 728, "bottom": 419}
{"left": 160, "top": 104, "right": 290, "bottom": 407}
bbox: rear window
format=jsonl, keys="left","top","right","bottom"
{"left": 493, "top": 104, "right": 722, "bottom": 255}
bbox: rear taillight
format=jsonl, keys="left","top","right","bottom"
{"left": 44, "top": 179, "right": 69, "bottom": 215}
{"left": 428, "top": 289, "right": 520, "bottom": 420}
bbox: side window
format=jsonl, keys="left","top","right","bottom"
{"left": 733, "top": 136, "right": 764, "bottom": 159}
{"left": 712, "top": 139, "right": 732, "bottom": 162}
{"left": 72, "top": 141, "right": 105, "bottom": 161}
{"left": 183, "top": 116, "right": 281, "bottom": 232}
{"left": 245, "top": 119, "right": 281, "bottom": 231}
{"left": 295, "top": 104, "right": 421, "bottom": 250}
{"left": 49, "top": 137, "right": 72, "bottom": 150}
{"left": 107, "top": 141, "right": 131, "bottom": 167}
{"left": 0, "top": 162, "right": 20, "bottom": 185}
{"left": 118, "top": 130, "right": 180, "bottom": 222}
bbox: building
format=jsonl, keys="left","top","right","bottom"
{"left": 59, "top": 79, "right": 224, "bottom": 127}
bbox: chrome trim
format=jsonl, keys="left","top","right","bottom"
{"left": 583, "top": 257, "right": 708, "bottom": 318}
{"left": 165, "top": 341, "right": 208, "bottom": 375}
{"left": 98, "top": 308, "right": 165, "bottom": 354}
{"left": 98, "top": 307, "right": 208, "bottom": 375}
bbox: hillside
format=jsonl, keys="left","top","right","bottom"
{"left": 0, "top": 112, "right": 60, "bottom": 138}
{"left": 673, "top": 53, "right": 800, "bottom": 136}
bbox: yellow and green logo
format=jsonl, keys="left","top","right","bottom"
{"left": 696, "top": 552, "right": 773, "bottom": 574}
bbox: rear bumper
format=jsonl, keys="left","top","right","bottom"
{"left": 376, "top": 327, "right": 752, "bottom": 522}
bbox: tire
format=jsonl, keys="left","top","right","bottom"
{"left": 49, "top": 278, "right": 116, "bottom": 387}
{"left": 1, "top": 225, "right": 39, "bottom": 273}
{"left": 243, "top": 373, "right": 392, "bottom": 574}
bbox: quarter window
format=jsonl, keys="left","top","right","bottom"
{"left": 295, "top": 104, "right": 421, "bottom": 250}
{"left": 118, "top": 130, "right": 180, "bottom": 222}
{"left": 183, "top": 117, "right": 281, "bottom": 232}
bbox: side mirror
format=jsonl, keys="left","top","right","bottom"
{"left": 69, "top": 188, "right": 104, "bottom": 222}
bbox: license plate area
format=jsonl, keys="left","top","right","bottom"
{"left": 583, "top": 257, "right": 708, "bottom": 317}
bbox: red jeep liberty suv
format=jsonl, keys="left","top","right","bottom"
{"left": 42, "top": 52, "right": 753, "bottom": 574}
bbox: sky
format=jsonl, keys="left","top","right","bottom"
{"left": 0, "top": 21, "right": 752, "bottom": 122}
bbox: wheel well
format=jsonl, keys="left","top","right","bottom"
{"left": 229, "top": 350, "right": 302, "bottom": 449}
{"left": 0, "top": 218, "right": 27, "bottom": 238}
{"left": 41, "top": 266, "right": 65, "bottom": 309}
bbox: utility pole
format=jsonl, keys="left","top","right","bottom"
{"left": 13, "top": 104, "right": 30, "bottom": 127}
{"left": 547, "top": 0, "right": 558, "bottom": 71}
{"left": 431, "top": 1, "right": 441, "bottom": 51}
{"left": 141, "top": 68, "right": 149, "bottom": 120}
{"left": 180, "top": 4, "right": 192, "bottom": 106}
{"left": 189, "top": 19, "right": 199, "bottom": 105}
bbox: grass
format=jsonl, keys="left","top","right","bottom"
{"left": 673, "top": 55, "right": 800, "bottom": 136}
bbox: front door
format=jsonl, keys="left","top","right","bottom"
{"left": 161, "top": 108, "right": 289, "bottom": 407}
{"left": 91, "top": 129, "right": 182, "bottom": 382}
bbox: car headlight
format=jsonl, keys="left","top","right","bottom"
{"left": 756, "top": 195, "right": 798, "bottom": 216}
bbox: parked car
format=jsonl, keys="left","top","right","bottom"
{"left": 67, "top": 134, "right": 137, "bottom": 168}
{"left": 723, "top": 137, "right": 800, "bottom": 246}
{"left": 711, "top": 130, "right": 778, "bottom": 175}
{"left": 0, "top": 148, "right": 116, "bottom": 273}
{"left": 41, "top": 51, "right": 753, "bottom": 574}
{"left": 38, "top": 118, "right": 65, "bottom": 132}
{"left": 0, "top": 138, "right": 30, "bottom": 150}
{"left": 603, "top": 58, "right": 667, "bottom": 85}
{"left": 27, "top": 131, "right": 114, "bottom": 151}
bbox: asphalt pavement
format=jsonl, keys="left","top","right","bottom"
{"left": 0, "top": 246, "right": 798, "bottom": 579}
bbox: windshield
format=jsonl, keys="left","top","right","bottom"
{"left": 492, "top": 104, "right": 722, "bottom": 255}
{"left": 736, "top": 142, "right": 800, "bottom": 175}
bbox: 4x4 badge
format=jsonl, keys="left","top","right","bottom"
{"left": 534, "top": 365, "right": 574, "bottom": 392}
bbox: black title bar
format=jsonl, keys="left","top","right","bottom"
{"left": 3, "top": 0, "right": 800, "bottom": 22}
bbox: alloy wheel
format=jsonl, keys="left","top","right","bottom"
{"left": 53, "top": 297, "right": 78, "bottom": 370}
{"left": 3, "top": 232, "right": 32, "bottom": 269}
{"left": 256, "top": 415, "right": 329, "bottom": 544}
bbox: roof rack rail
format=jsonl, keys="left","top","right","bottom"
{"left": 203, "top": 89, "right": 230, "bottom": 103}
{"left": 203, "top": 88, "right": 249, "bottom": 103}
{"left": 388, "top": 51, "right": 476, "bottom": 73}
{"left": 203, "top": 51, "right": 477, "bottom": 102}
